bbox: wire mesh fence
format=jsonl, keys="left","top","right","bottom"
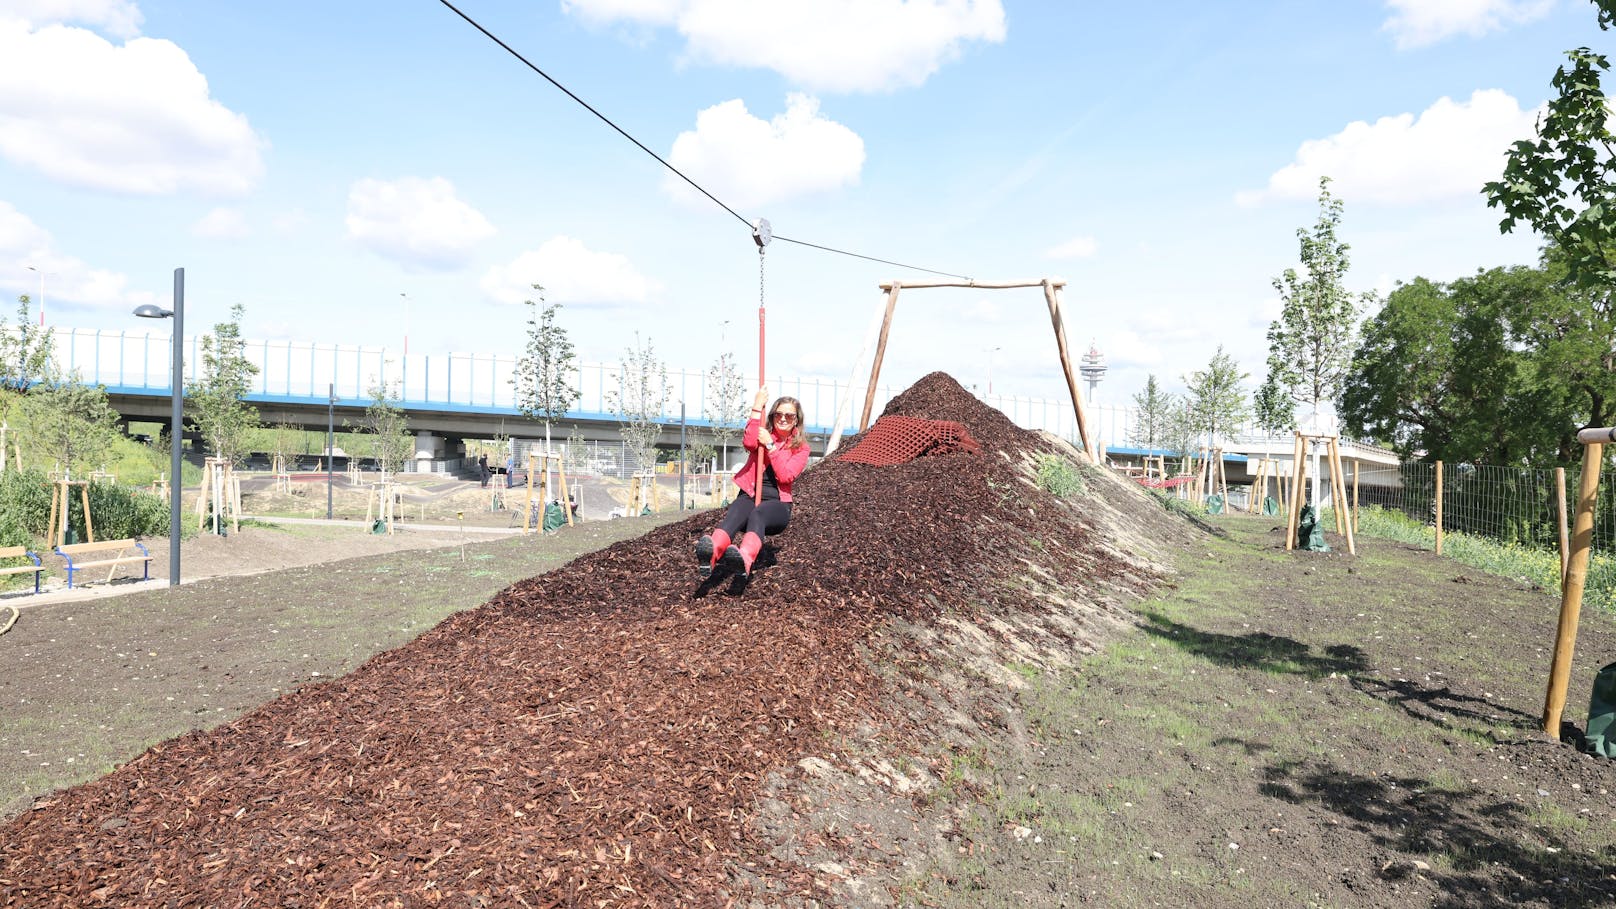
{"left": 1353, "top": 459, "right": 1616, "bottom": 554}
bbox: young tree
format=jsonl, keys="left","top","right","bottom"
{"left": 704, "top": 350, "right": 747, "bottom": 470}
{"left": 363, "top": 382, "right": 415, "bottom": 475}
{"left": 1128, "top": 374, "right": 1173, "bottom": 450}
{"left": 0, "top": 296, "right": 54, "bottom": 394}
{"left": 187, "top": 303, "right": 260, "bottom": 464}
{"left": 20, "top": 373, "right": 119, "bottom": 478}
{"left": 1262, "top": 177, "right": 1374, "bottom": 430}
{"left": 1182, "top": 346, "right": 1252, "bottom": 444}
{"left": 510, "top": 287, "right": 580, "bottom": 457}
{"left": 1162, "top": 396, "right": 1200, "bottom": 475}
{"left": 607, "top": 334, "right": 669, "bottom": 475}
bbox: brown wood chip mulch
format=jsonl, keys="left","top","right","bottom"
{"left": 0, "top": 372, "right": 1180, "bottom": 907}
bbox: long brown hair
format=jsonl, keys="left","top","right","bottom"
{"left": 767, "top": 396, "right": 807, "bottom": 450}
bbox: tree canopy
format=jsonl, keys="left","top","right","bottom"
{"left": 1339, "top": 261, "right": 1586, "bottom": 465}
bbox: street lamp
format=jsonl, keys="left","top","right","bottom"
{"left": 134, "top": 268, "right": 184, "bottom": 587}
{"left": 986, "top": 346, "right": 1001, "bottom": 395}
{"left": 24, "top": 265, "right": 50, "bottom": 326}
{"left": 400, "top": 292, "right": 409, "bottom": 356}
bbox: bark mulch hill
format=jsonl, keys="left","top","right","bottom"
{"left": 0, "top": 372, "right": 1200, "bottom": 908}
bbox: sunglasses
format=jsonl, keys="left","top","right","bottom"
{"left": 772, "top": 411, "right": 798, "bottom": 424}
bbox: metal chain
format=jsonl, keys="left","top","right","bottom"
{"left": 758, "top": 245, "right": 766, "bottom": 308}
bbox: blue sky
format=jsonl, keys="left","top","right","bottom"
{"left": 0, "top": 0, "right": 1603, "bottom": 420}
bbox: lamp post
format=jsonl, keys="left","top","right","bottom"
{"left": 986, "top": 346, "right": 1001, "bottom": 395}
{"left": 400, "top": 292, "right": 409, "bottom": 356}
{"left": 24, "top": 265, "right": 50, "bottom": 326}
{"left": 133, "top": 268, "right": 184, "bottom": 587}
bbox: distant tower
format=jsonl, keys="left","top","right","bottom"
{"left": 1079, "top": 340, "right": 1107, "bottom": 406}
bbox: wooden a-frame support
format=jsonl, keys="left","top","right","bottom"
{"left": 837, "top": 279, "right": 1097, "bottom": 462}
{"left": 1283, "top": 432, "right": 1356, "bottom": 555}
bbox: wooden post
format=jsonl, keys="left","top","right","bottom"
{"left": 1327, "top": 440, "right": 1346, "bottom": 536}
{"left": 1557, "top": 466, "right": 1570, "bottom": 592}
{"left": 80, "top": 482, "right": 95, "bottom": 544}
{"left": 1329, "top": 438, "right": 1355, "bottom": 555}
{"left": 1041, "top": 280, "right": 1097, "bottom": 462}
{"left": 523, "top": 454, "right": 538, "bottom": 534}
{"left": 557, "top": 457, "right": 574, "bottom": 526}
{"left": 46, "top": 481, "right": 60, "bottom": 549}
{"left": 1285, "top": 432, "right": 1306, "bottom": 550}
{"left": 1543, "top": 437, "right": 1606, "bottom": 736}
{"left": 859, "top": 283, "right": 902, "bottom": 432}
{"left": 1435, "top": 460, "right": 1444, "bottom": 556}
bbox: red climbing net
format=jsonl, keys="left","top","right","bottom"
{"left": 839, "top": 415, "right": 982, "bottom": 466}
{"left": 1135, "top": 476, "right": 1195, "bottom": 489}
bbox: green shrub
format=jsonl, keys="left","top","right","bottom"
{"left": 1036, "top": 454, "right": 1085, "bottom": 498}
{"left": 0, "top": 468, "right": 171, "bottom": 547}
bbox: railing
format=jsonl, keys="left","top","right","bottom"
{"left": 46, "top": 326, "right": 1094, "bottom": 443}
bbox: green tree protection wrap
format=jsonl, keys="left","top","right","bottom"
{"left": 1297, "top": 505, "right": 1330, "bottom": 552}
{"left": 1585, "top": 661, "right": 1616, "bottom": 757}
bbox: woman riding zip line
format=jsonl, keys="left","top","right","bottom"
{"left": 695, "top": 386, "right": 810, "bottom": 576}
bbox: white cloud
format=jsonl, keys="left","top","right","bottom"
{"left": 665, "top": 94, "right": 864, "bottom": 210}
{"left": 1382, "top": 0, "right": 1552, "bottom": 49}
{"left": 4, "top": 0, "right": 143, "bottom": 38}
{"left": 0, "top": 20, "right": 265, "bottom": 195}
{"left": 0, "top": 199, "right": 154, "bottom": 311}
{"left": 564, "top": 0, "right": 1006, "bottom": 93}
{"left": 1236, "top": 89, "right": 1540, "bottom": 207}
{"left": 1046, "top": 235, "right": 1097, "bottom": 259}
{"left": 480, "top": 236, "right": 661, "bottom": 307}
{"left": 345, "top": 177, "right": 496, "bottom": 271}
{"left": 192, "top": 207, "right": 250, "bottom": 239}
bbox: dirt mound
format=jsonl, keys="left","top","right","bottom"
{"left": 0, "top": 373, "right": 1203, "bottom": 907}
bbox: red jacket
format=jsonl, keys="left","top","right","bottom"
{"left": 733, "top": 416, "right": 810, "bottom": 502}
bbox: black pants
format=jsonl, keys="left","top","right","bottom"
{"left": 717, "top": 496, "right": 791, "bottom": 542}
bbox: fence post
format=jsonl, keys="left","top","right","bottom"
{"left": 1557, "top": 466, "right": 1570, "bottom": 592}
{"left": 1544, "top": 436, "right": 1607, "bottom": 736}
{"left": 1435, "top": 460, "right": 1444, "bottom": 556}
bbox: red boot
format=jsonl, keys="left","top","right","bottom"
{"left": 695, "top": 529, "right": 730, "bottom": 574}
{"left": 721, "top": 532, "right": 764, "bottom": 576}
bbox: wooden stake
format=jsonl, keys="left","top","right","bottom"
{"left": 1285, "top": 432, "right": 1305, "bottom": 550}
{"left": 859, "top": 283, "right": 902, "bottom": 432}
{"left": 1435, "top": 460, "right": 1444, "bottom": 556}
{"left": 1329, "top": 438, "right": 1355, "bottom": 555}
{"left": 1543, "top": 443, "right": 1603, "bottom": 736}
{"left": 1328, "top": 441, "right": 1346, "bottom": 536}
{"left": 1557, "top": 466, "right": 1570, "bottom": 592}
{"left": 80, "top": 482, "right": 95, "bottom": 544}
{"left": 1042, "top": 280, "right": 1096, "bottom": 462}
{"left": 46, "top": 481, "right": 60, "bottom": 549}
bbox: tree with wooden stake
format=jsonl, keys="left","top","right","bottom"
{"left": 511, "top": 288, "right": 580, "bottom": 505}
{"left": 1283, "top": 432, "right": 1356, "bottom": 555}
{"left": 854, "top": 278, "right": 1098, "bottom": 462}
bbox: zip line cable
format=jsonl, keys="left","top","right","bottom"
{"left": 436, "top": 0, "right": 972, "bottom": 282}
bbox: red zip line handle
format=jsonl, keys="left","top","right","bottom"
{"left": 752, "top": 220, "right": 770, "bottom": 507}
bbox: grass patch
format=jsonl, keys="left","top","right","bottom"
{"left": 1035, "top": 454, "right": 1085, "bottom": 498}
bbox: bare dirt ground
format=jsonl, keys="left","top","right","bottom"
{"left": 5, "top": 374, "right": 1616, "bottom": 907}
